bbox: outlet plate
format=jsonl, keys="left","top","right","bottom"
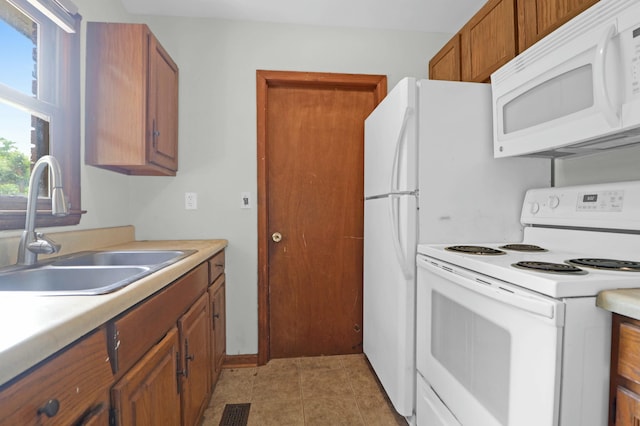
{"left": 185, "top": 192, "right": 197, "bottom": 210}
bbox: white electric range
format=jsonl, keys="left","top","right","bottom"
{"left": 415, "top": 181, "right": 640, "bottom": 426}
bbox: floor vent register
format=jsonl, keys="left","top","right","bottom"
{"left": 219, "top": 403, "right": 251, "bottom": 426}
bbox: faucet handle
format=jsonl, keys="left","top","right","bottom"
{"left": 28, "top": 233, "right": 62, "bottom": 255}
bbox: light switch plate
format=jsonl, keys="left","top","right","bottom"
{"left": 241, "top": 192, "right": 252, "bottom": 209}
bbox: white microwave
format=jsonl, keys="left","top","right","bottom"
{"left": 492, "top": 0, "right": 640, "bottom": 158}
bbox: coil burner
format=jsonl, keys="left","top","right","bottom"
{"left": 566, "top": 258, "right": 640, "bottom": 272}
{"left": 500, "top": 244, "right": 547, "bottom": 252}
{"left": 512, "top": 261, "right": 588, "bottom": 275}
{"left": 445, "top": 245, "right": 506, "bottom": 255}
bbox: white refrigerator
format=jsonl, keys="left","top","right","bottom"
{"left": 363, "top": 78, "right": 551, "bottom": 420}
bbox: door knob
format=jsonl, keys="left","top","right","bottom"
{"left": 272, "top": 232, "right": 282, "bottom": 243}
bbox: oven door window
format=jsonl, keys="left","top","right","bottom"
{"left": 432, "top": 291, "right": 511, "bottom": 424}
{"left": 416, "top": 258, "right": 564, "bottom": 426}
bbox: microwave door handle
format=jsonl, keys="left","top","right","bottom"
{"left": 594, "top": 23, "right": 620, "bottom": 128}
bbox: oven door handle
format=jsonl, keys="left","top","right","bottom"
{"left": 418, "top": 256, "right": 563, "bottom": 324}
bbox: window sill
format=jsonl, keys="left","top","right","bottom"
{"left": 0, "top": 210, "right": 85, "bottom": 230}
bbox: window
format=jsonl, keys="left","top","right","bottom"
{"left": 0, "top": 0, "right": 81, "bottom": 230}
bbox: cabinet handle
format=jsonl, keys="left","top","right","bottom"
{"left": 37, "top": 399, "right": 60, "bottom": 418}
{"left": 183, "top": 339, "right": 194, "bottom": 378}
{"left": 215, "top": 263, "right": 224, "bottom": 268}
{"left": 152, "top": 119, "right": 160, "bottom": 147}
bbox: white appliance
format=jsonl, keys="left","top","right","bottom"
{"left": 363, "top": 77, "right": 550, "bottom": 422}
{"left": 491, "top": 0, "right": 640, "bottom": 158}
{"left": 416, "top": 181, "right": 640, "bottom": 426}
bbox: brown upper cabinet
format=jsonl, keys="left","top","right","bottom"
{"left": 461, "top": 0, "right": 517, "bottom": 83}
{"left": 429, "top": 34, "right": 461, "bottom": 81}
{"left": 86, "top": 22, "right": 179, "bottom": 176}
{"left": 429, "top": 0, "right": 600, "bottom": 82}
{"left": 517, "top": 0, "right": 600, "bottom": 52}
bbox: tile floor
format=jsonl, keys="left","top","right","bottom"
{"left": 201, "top": 354, "right": 408, "bottom": 426}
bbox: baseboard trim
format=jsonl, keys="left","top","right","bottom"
{"left": 223, "top": 354, "right": 258, "bottom": 368}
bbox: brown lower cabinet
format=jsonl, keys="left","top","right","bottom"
{"left": 0, "top": 249, "right": 226, "bottom": 426}
{"left": 0, "top": 329, "right": 112, "bottom": 424}
{"left": 179, "top": 293, "right": 212, "bottom": 426}
{"left": 112, "top": 327, "right": 182, "bottom": 425}
{"left": 609, "top": 314, "right": 640, "bottom": 426}
{"left": 210, "top": 273, "right": 226, "bottom": 384}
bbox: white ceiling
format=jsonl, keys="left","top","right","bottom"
{"left": 119, "top": 0, "right": 487, "bottom": 33}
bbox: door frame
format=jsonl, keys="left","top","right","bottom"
{"left": 256, "top": 70, "right": 387, "bottom": 365}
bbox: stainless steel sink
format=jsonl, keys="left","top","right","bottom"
{"left": 0, "top": 266, "right": 151, "bottom": 295}
{"left": 51, "top": 250, "right": 190, "bottom": 267}
{"left": 0, "top": 249, "right": 196, "bottom": 295}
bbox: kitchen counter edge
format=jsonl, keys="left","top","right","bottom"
{"left": 597, "top": 288, "right": 640, "bottom": 321}
{"left": 0, "top": 239, "right": 227, "bottom": 387}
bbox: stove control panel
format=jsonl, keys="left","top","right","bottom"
{"left": 576, "top": 190, "right": 624, "bottom": 212}
{"left": 521, "top": 181, "right": 640, "bottom": 231}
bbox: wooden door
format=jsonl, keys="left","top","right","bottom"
{"left": 111, "top": 327, "right": 181, "bottom": 426}
{"left": 179, "top": 293, "right": 211, "bottom": 426}
{"left": 257, "top": 71, "right": 386, "bottom": 363}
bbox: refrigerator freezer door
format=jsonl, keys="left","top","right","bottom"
{"left": 417, "top": 80, "right": 550, "bottom": 244}
{"left": 364, "top": 194, "right": 417, "bottom": 417}
{"left": 365, "top": 77, "right": 418, "bottom": 198}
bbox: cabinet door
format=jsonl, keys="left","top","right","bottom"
{"left": 461, "top": 0, "right": 517, "bottom": 82}
{"left": 616, "top": 387, "right": 640, "bottom": 426}
{"left": 517, "top": 0, "right": 599, "bottom": 52}
{"left": 148, "top": 33, "right": 179, "bottom": 172}
{"left": 111, "top": 327, "right": 181, "bottom": 426}
{"left": 429, "top": 34, "right": 461, "bottom": 81}
{"left": 179, "top": 293, "right": 211, "bottom": 426}
{"left": 210, "top": 274, "right": 227, "bottom": 385}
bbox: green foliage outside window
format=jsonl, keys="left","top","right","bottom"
{"left": 0, "top": 137, "right": 30, "bottom": 196}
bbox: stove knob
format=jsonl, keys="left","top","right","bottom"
{"left": 530, "top": 202, "right": 540, "bottom": 214}
{"left": 548, "top": 196, "right": 560, "bottom": 209}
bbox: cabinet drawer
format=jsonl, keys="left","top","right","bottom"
{"left": 208, "top": 250, "right": 225, "bottom": 283}
{"left": 110, "top": 263, "right": 208, "bottom": 377}
{"left": 619, "top": 322, "right": 640, "bottom": 385}
{"left": 0, "top": 329, "right": 112, "bottom": 425}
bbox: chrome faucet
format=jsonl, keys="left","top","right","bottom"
{"left": 17, "top": 155, "right": 69, "bottom": 265}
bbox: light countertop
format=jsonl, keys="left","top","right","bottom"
{"left": 0, "top": 238, "right": 227, "bottom": 387}
{"left": 597, "top": 289, "right": 640, "bottom": 321}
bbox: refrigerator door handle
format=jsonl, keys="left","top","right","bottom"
{"left": 390, "top": 106, "right": 414, "bottom": 194}
{"left": 388, "top": 193, "right": 413, "bottom": 280}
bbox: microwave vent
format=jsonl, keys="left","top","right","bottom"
{"left": 523, "top": 128, "right": 640, "bottom": 159}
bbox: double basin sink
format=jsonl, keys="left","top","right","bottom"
{"left": 0, "top": 250, "right": 195, "bottom": 296}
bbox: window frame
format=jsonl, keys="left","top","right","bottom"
{"left": 0, "top": 0, "right": 81, "bottom": 230}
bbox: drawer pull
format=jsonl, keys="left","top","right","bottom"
{"left": 37, "top": 399, "right": 60, "bottom": 418}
